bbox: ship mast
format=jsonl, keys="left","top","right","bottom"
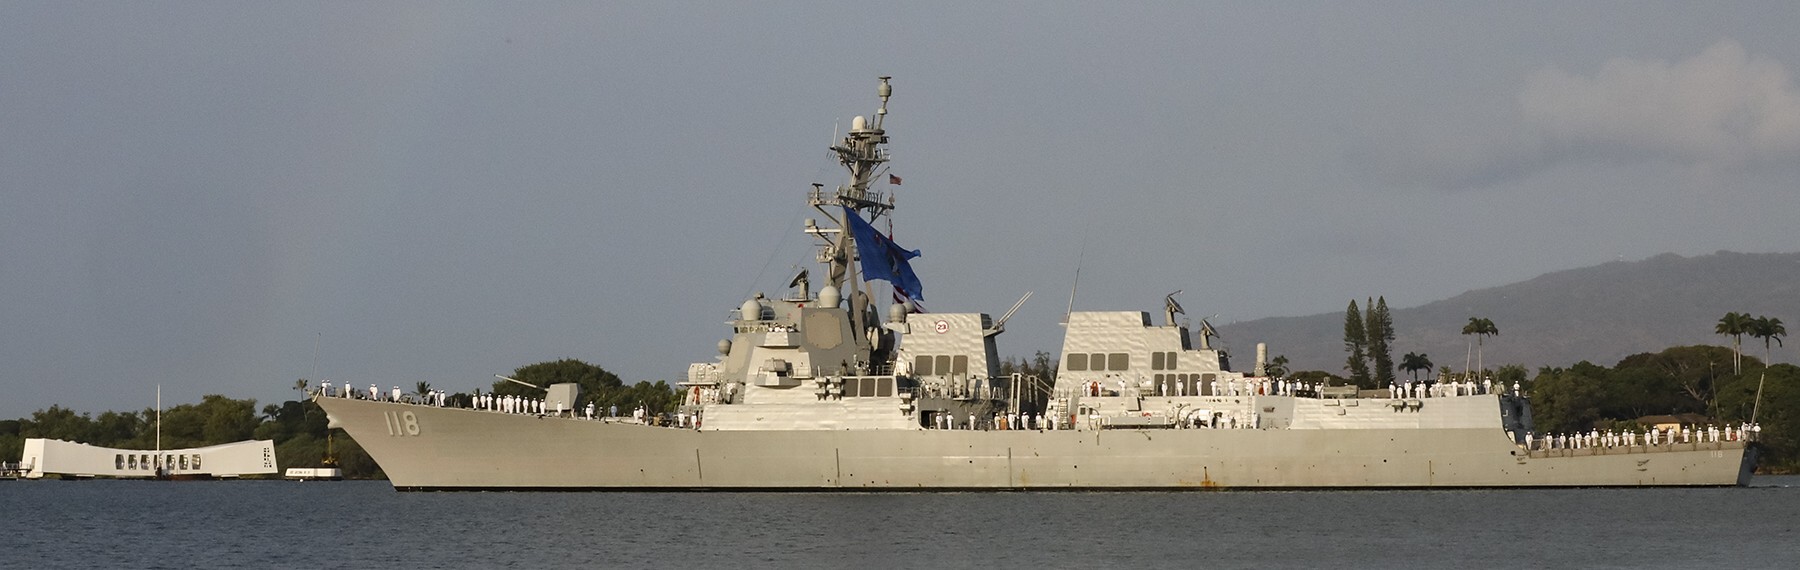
{"left": 811, "top": 77, "right": 897, "bottom": 351}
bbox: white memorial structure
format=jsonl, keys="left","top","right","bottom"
{"left": 19, "top": 438, "right": 278, "bottom": 479}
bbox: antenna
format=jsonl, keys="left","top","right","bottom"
{"left": 1197, "top": 314, "right": 1220, "bottom": 350}
{"left": 1063, "top": 225, "right": 1091, "bottom": 324}
{"left": 1753, "top": 370, "right": 1768, "bottom": 425}
{"left": 874, "top": 76, "right": 891, "bottom": 130}
{"left": 310, "top": 332, "right": 320, "bottom": 384}
{"left": 1163, "top": 290, "right": 1185, "bottom": 325}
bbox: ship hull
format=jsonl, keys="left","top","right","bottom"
{"left": 319, "top": 397, "right": 1752, "bottom": 490}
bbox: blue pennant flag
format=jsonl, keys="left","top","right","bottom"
{"left": 842, "top": 206, "right": 924, "bottom": 301}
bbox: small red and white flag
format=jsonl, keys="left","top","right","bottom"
{"left": 888, "top": 174, "right": 902, "bottom": 185}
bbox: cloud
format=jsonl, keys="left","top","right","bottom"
{"left": 1364, "top": 40, "right": 1800, "bottom": 190}
{"left": 1522, "top": 39, "right": 1800, "bottom": 166}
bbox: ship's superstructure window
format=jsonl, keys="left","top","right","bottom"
{"left": 1108, "top": 353, "right": 1129, "bottom": 371}
{"left": 1153, "top": 373, "right": 1198, "bottom": 395}
{"left": 913, "top": 354, "right": 972, "bottom": 377}
{"left": 1151, "top": 351, "right": 1179, "bottom": 370}
{"left": 115, "top": 454, "right": 124, "bottom": 469}
{"left": 842, "top": 377, "right": 894, "bottom": 397}
{"left": 1068, "top": 353, "right": 1129, "bottom": 371}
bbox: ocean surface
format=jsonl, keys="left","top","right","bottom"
{"left": 4, "top": 477, "right": 1798, "bottom": 569}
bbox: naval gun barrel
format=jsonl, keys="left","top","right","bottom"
{"left": 495, "top": 375, "right": 548, "bottom": 392}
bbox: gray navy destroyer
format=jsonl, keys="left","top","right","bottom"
{"left": 316, "top": 78, "right": 1756, "bottom": 490}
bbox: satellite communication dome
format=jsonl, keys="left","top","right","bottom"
{"left": 888, "top": 303, "right": 907, "bottom": 323}
{"left": 819, "top": 285, "right": 841, "bottom": 308}
{"left": 740, "top": 298, "right": 763, "bottom": 321}
{"left": 717, "top": 339, "right": 732, "bottom": 355}
{"left": 850, "top": 115, "right": 868, "bottom": 132}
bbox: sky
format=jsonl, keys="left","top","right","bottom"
{"left": 5, "top": 2, "right": 1800, "bottom": 419}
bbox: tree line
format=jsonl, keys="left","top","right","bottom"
{"left": 1320, "top": 306, "right": 1797, "bottom": 471}
{"left": 1, "top": 359, "right": 679, "bottom": 479}
{"left": 10, "top": 331, "right": 1798, "bottom": 474}
{"left": 0, "top": 394, "right": 383, "bottom": 479}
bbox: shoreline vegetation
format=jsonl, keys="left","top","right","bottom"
{"left": 5, "top": 346, "right": 1797, "bottom": 480}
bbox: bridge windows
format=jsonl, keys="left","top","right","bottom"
{"left": 841, "top": 377, "right": 894, "bottom": 397}
{"left": 912, "top": 354, "right": 970, "bottom": 377}
{"left": 1151, "top": 351, "right": 1178, "bottom": 370}
{"left": 1107, "top": 353, "right": 1129, "bottom": 371}
{"left": 1067, "top": 352, "right": 1130, "bottom": 371}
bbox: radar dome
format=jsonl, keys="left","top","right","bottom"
{"left": 740, "top": 298, "right": 763, "bottom": 321}
{"left": 819, "top": 285, "right": 841, "bottom": 308}
{"left": 717, "top": 339, "right": 732, "bottom": 355}
{"left": 851, "top": 115, "right": 868, "bottom": 132}
{"left": 887, "top": 303, "right": 907, "bottom": 323}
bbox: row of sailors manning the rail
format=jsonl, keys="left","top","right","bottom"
{"left": 931, "top": 410, "right": 1261, "bottom": 430}
{"left": 1392, "top": 379, "right": 1522, "bottom": 398}
{"left": 317, "top": 381, "right": 584, "bottom": 418}
{"left": 317, "top": 381, "right": 700, "bottom": 426}
{"left": 1101, "top": 377, "right": 1523, "bottom": 398}
{"left": 1097, "top": 378, "right": 1318, "bottom": 398}
{"left": 318, "top": 381, "right": 452, "bottom": 406}
{"left": 1521, "top": 423, "right": 1761, "bottom": 451}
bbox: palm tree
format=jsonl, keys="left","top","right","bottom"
{"left": 413, "top": 381, "right": 434, "bottom": 404}
{"left": 1717, "top": 312, "right": 1752, "bottom": 375}
{"left": 1266, "top": 355, "right": 1291, "bottom": 379}
{"left": 1400, "top": 352, "right": 1433, "bottom": 384}
{"left": 1749, "top": 316, "right": 1786, "bottom": 367}
{"left": 1749, "top": 316, "right": 1786, "bottom": 424}
{"left": 293, "top": 378, "right": 309, "bottom": 395}
{"left": 1461, "top": 317, "right": 1499, "bottom": 377}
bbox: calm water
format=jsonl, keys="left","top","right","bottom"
{"left": 4, "top": 477, "right": 1799, "bottom": 569}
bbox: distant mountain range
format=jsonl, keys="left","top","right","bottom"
{"left": 1218, "top": 251, "right": 1800, "bottom": 376}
